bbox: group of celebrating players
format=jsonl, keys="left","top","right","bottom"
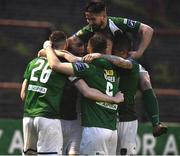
{"left": 20, "top": 0, "right": 168, "bottom": 155}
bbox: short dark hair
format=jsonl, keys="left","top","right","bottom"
{"left": 113, "top": 30, "right": 132, "bottom": 52}
{"left": 49, "top": 31, "right": 67, "bottom": 49}
{"left": 85, "top": 1, "right": 106, "bottom": 13}
{"left": 89, "top": 33, "right": 107, "bottom": 53}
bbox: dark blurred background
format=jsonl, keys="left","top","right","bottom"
{"left": 0, "top": 0, "right": 180, "bottom": 122}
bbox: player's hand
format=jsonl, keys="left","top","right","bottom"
{"left": 83, "top": 53, "right": 102, "bottom": 63}
{"left": 113, "top": 91, "right": 124, "bottom": 104}
{"left": 128, "top": 50, "right": 143, "bottom": 59}
{"left": 38, "top": 49, "right": 46, "bottom": 57}
{"left": 43, "top": 40, "right": 52, "bottom": 49}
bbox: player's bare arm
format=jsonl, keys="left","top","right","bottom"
{"left": 102, "top": 54, "right": 133, "bottom": 69}
{"left": 83, "top": 53, "right": 133, "bottom": 69}
{"left": 38, "top": 48, "right": 79, "bottom": 63}
{"left": 20, "top": 79, "right": 28, "bottom": 101}
{"left": 75, "top": 79, "right": 124, "bottom": 104}
{"left": 54, "top": 50, "right": 82, "bottom": 63}
{"left": 38, "top": 49, "right": 69, "bottom": 59}
{"left": 129, "top": 23, "right": 153, "bottom": 59}
{"left": 44, "top": 42, "right": 74, "bottom": 76}
{"left": 83, "top": 53, "right": 102, "bottom": 63}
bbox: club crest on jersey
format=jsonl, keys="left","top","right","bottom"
{"left": 104, "top": 69, "right": 115, "bottom": 82}
{"left": 74, "top": 62, "right": 89, "bottom": 72}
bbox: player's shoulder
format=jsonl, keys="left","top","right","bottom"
{"left": 108, "top": 16, "right": 125, "bottom": 23}
{"left": 75, "top": 25, "right": 93, "bottom": 40}
{"left": 92, "top": 57, "right": 108, "bottom": 64}
{"left": 73, "top": 61, "right": 91, "bottom": 72}
{"left": 128, "top": 59, "right": 140, "bottom": 71}
{"left": 78, "top": 25, "right": 93, "bottom": 33}
{"left": 108, "top": 16, "right": 141, "bottom": 29}
{"left": 108, "top": 16, "right": 123, "bottom": 20}
{"left": 92, "top": 58, "right": 115, "bottom": 69}
{"left": 28, "top": 57, "right": 37, "bottom": 65}
{"left": 29, "top": 57, "right": 46, "bottom": 65}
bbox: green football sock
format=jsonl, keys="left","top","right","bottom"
{"left": 142, "top": 89, "right": 160, "bottom": 126}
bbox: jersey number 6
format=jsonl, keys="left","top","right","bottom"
{"left": 106, "top": 81, "right": 113, "bottom": 96}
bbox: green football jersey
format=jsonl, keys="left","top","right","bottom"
{"left": 23, "top": 57, "right": 67, "bottom": 118}
{"left": 75, "top": 16, "right": 140, "bottom": 43}
{"left": 72, "top": 58, "right": 119, "bottom": 130}
{"left": 118, "top": 60, "right": 140, "bottom": 121}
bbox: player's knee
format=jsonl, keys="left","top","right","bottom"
{"left": 139, "top": 72, "right": 152, "bottom": 90}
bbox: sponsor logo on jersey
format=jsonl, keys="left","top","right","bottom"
{"left": 104, "top": 69, "right": 115, "bottom": 82}
{"left": 74, "top": 62, "right": 89, "bottom": 72}
{"left": 127, "top": 19, "right": 136, "bottom": 28}
{"left": 104, "top": 69, "right": 114, "bottom": 76}
{"left": 28, "top": 84, "right": 47, "bottom": 93}
{"left": 96, "top": 101, "right": 118, "bottom": 110}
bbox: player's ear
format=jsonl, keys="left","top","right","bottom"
{"left": 102, "top": 10, "right": 107, "bottom": 18}
{"left": 87, "top": 43, "right": 92, "bottom": 54}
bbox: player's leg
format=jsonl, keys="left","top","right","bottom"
{"left": 23, "top": 117, "right": 38, "bottom": 156}
{"left": 139, "top": 66, "right": 160, "bottom": 126}
{"left": 34, "top": 117, "right": 63, "bottom": 155}
{"left": 80, "top": 127, "right": 117, "bottom": 155}
{"left": 116, "top": 120, "right": 138, "bottom": 155}
{"left": 139, "top": 65, "right": 167, "bottom": 137}
{"left": 66, "top": 119, "right": 82, "bottom": 155}
{"left": 106, "top": 127, "right": 118, "bottom": 155}
{"left": 61, "top": 119, "right": 68, "bottom": 155}
{"left": 61, "top": 118, "right": 82, "bottom": 155}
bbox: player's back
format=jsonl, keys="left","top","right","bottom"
{"left": 118, "top": 60, "right": 140, "bottom": 121}
{"left": 23, "top": 57, "right": 68, "bottom": 119}
{"left": 73, "top": 58, "right": 119, "bottom": 130}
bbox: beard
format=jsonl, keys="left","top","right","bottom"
{"left": 90, "top": 20, "right": 105, "bottom": 30}
{"left": 90, "top": 24, "right": 101, "bottom": 30}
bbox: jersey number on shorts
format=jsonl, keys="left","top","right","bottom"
{"left": 106, "top": 81, "right": 113, "bottom": 96}
{"left": 30, "top": 59, "right": 52, "bottom": 83}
